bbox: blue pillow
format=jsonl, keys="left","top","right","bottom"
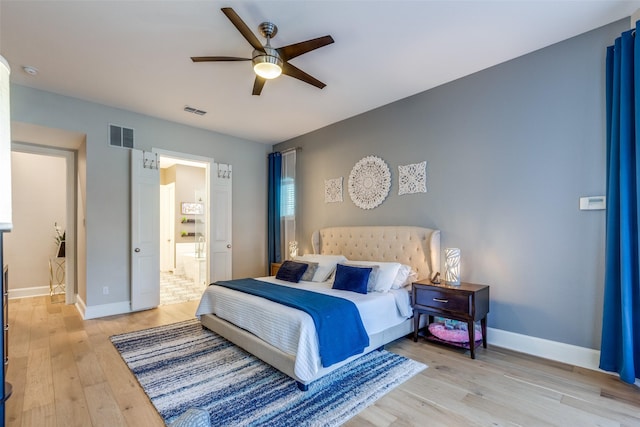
{"left": 275, "top": 261, "right": 309, "bottom": 283}
{"left": 332, "top": 264, "right": 372, "bottom": 294}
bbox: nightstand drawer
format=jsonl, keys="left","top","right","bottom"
{"left": 414, "top": 287, "right": 469, "bottom": 314}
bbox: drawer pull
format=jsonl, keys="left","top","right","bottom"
{"left": 433, "top": 298, "right": 449, "bottom": 303}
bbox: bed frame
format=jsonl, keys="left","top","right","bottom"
{"left": 200, "top": 225, "right": 441, "bottom": 389}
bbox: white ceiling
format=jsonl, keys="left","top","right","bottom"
{"left": 1, "top": 1, "right": 638, "bottom": 145}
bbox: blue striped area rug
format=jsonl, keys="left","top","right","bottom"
{"left": 110, "top": 319, "right": 427, "bottom": 426}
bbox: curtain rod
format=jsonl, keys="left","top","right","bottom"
{"left": 268, "top": 147, "right": 301, "bottom": 156}
{"left": 281, "top": 147, "right": 300, "bottom": 154}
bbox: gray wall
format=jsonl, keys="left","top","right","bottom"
{"left": 275, "top": 19, "right": 629, "bottom": 350}
{"left": 5, "top": 152, "right": 66, "bottom": 289}
{"left": 10, "top": 85, "right": 270, "bottom": 308}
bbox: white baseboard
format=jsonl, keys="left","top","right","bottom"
{"left": 79, "top": 298, "right": 132, "bottom": 320}
{"left": 72, "top": 296, "right": 139, "bottom": 320}
{"left": 8, "top": 285, "right": 50, "bottom": 299}
{"left": 75, "top": 295, "right": 87, "bottom": 318}
{"left": 487, "top": 327, "right": 602, "bottom": 372}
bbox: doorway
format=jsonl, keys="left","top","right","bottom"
{"left": 7, "top": 142, "right": 76, "bottom": 304}
{"left": 158, "top": 153, "right": 209, "bottom": 305}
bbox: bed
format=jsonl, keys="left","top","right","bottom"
{"left": 196, "top": 225, "right": 441, "bottom": 389}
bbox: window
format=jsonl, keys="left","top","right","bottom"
{"left": 281, "top": 177, "right": 295, "bottom": 218}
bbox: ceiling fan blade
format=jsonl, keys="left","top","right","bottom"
{"left": 252, "top": 76, "right": 266, "bottom": 96}
{"left": 221, "top": 7, "right": 265, "bottom": 53}
{"left": 191, "top": 56, "right": 250, "bottom": 62}
{"left": 277, "top": 35, "right": 334, "bottom": 61}
{"left": 281, "top": 62, "right": 326, "bottom": 89}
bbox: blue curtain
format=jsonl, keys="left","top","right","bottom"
{"left": 267, "top": 152, "right": 282, "bottom": 266}
{"left": 600, "top": 23, "right": 640, "bottom": 384}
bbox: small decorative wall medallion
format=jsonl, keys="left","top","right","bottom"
{"left": 348, "top": 156, "right": 391, "bottom": 210}
{"left": 398, "top": 161, "right": 427, "bottom": 195}
{"left": 325, "top": 177, "right": 343, "bottom": 203}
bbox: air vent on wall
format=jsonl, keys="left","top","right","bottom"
{"left": 184, "top": 106, "right": 207, "bottom": 116}
{"left": 109, "top": 124, "right": 134, "bottom": 149}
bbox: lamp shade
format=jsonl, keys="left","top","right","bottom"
{"left": 0, "top": 55, "right": 12, "bottom": 231}
{"left": 444, "top": 248, "right": 460, "bottom": 285}
{"left": 288, "top": 241, "right": 298, "bottom": 259}
{"left": 253, "top": 58, "right": 282, "bottom": 79}
{"left": 252, "top": 47, "right": 283, "bottom": 79}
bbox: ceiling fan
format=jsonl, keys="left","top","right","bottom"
{"left": 191, "top": 7, "right": 334, "bottom": 96}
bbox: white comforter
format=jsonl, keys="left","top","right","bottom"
{"left": 195, "top": 276, "right": 412, "bottom": 382}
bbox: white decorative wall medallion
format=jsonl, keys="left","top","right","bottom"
{"left": 324, "top": 177, "right": 343, "bottom": 203}
{"left": 348, "top": 156, "right": 391, "bottom": 210}
{"left": 398, "top": 161, "right": 427, "bottom": 195}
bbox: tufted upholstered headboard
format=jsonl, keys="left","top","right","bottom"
{"left": 311, "top": 226, "right": 441, "bottom": 281}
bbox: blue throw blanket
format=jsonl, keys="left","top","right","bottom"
{"left": 214, "top": 278, "right": 370, "bottom": 367}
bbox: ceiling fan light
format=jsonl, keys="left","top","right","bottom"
{"left": 253, "top": 54, "right": 282, "bottom": 79}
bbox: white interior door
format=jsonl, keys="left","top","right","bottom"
{"left": 131, "top": 149, "right": 160, "bottom": 311}
{"left": 160, "top": 183, "right": 175, "bottom": 272}
{"left": 211, "top": 163, "right": 232, "bottom": 282}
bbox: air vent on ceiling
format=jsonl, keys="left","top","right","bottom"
{"left": 184, "top": 106, "right": 207, "bottom": 116}
{"left": 109, "top": 124, "right": 134, "bottom": 149}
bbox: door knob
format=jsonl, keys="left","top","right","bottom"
{"left": 226, "top": 244, "right": 232, "bottom": 249}
{"left": 134, "top": 248, "right": 141, "bottom": 253}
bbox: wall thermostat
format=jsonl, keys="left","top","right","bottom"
{"left": 579, "top": 196, "right": 606, "bottom": 210}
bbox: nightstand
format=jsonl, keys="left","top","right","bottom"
{"left": 412, "top": 280, "right": 490, "bottom": 359}
{"left": 270, "top": 262, "right": 282, "bottom": 276}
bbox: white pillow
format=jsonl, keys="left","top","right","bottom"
{"left": 391, "top": 264, "right": 418, "bottom": 289}
{"left": 345, "top": 260, "right": 401, "bottom": 292}
{"left": 295, "top": 254, "right": 348, "bottom": 282}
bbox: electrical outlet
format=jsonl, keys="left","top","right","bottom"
{"left": 103, "top": 286, "right": 109, "bottom": 295}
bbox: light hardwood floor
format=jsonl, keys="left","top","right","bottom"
{"left": 5, "top": 296, "right": 640, "bottom": 426}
